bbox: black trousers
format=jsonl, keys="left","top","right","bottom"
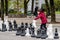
{"left": 40, "top": 23, "right": 47, "bottom": 32}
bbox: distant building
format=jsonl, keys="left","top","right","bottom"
{"left": 28, "top": 0, "right": 45, "bottom": 11}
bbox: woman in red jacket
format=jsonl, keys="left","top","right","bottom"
{"left": 34, "top": 9, "right": 47, "bottom": 31}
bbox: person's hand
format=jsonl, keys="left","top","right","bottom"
{"left": 32, "top": 20, "right": 37, "bottom": 28}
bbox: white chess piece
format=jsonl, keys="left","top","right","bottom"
{"left": 47, "top": 24, "right": 53, "bottom": 39}
{"left": 25, "top": 28, "right": 30, "bottom": 36}
{"left": 0, "top": 20, "right": 3, "bottom": 30}
{"left": 4, "top": 19, "right": 9, "bottom": 30}
{"left": 32, "top": 20, "right": 37, "bottom": 28}
{"left": 32, "top": 20, "right": 37, "bottom": 35}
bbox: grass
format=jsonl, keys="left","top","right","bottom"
{"left": 55, "top": 11, "right": 60, "bottom": 14}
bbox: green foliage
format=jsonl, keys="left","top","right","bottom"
{"left": 54, "top": 0, "right": 60, "bottom": 11}
{"left": 8, "top": 0, "right": 24, "bottom": 15}
{"left": 42, "top": 0, "right": 60, "bottom": 11}
{"left": 55, "top": 11, "right": 60, "bottom": 14}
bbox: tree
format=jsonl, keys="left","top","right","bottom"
{"left": 5, "top": 0, "right": 8, "bottom": 16}
{"left": 1, "top": 0, "right": 4, "bottom": 21}
{"left": 54, "top": 0, "right": 60, "bottom": 11}
{"left": 0, "top": 0, "right": 1, "bottom": 17}
{"left": 45, "top": 0, "right": 50, "bottom": 17}
{"left": 0, "top": 9, "right": 1, "bottom": 17}
{"left": 50, "top": 0, "right": 56, "bottom": 22}
{"left": 24, "top": 0, "right": 30, "bottom": 17}
{"left": 31, "top": 0, "right": 34, "bottom": 14}
{"left": 17, "top": 0, "right": 19, "bottom": 14}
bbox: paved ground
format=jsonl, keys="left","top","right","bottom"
{"left": 0, "top": 24, "right": 60, "bottom": 40}
{"left": 0, "top": 14, "right": 60, "bottom": 40}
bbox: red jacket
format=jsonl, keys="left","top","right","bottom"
{"left": 34, "top": 12, "right": 47, "bottom": 24}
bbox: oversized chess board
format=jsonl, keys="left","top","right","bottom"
{"left": 0, "top": 20, "right": 60, "bottom": 40}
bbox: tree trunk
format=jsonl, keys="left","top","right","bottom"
{"left": 50, "top": 0, "right": 56, "bottom": 22}
{"left": 17, "top": 0, "right": 19, "bottom": 14}
{"left": 1, "top": 0, "right": 4, "bottom": 21}
{"left": 31, "top": 0, "right": 34, "bottom": 14}
{"left": 5, "top": 0, "right": 8, "bottom": 16}
{"left": 0, "top": 8, "right": 1, "bottom": 17}
{"left": 24, "top": 0, "right": 27, "bottom": 17}
{"left": 45, "top": 0, "right": 50, "bottom": 17}
{"left": 24, "top": 0, "right": 30, "bottom": 17}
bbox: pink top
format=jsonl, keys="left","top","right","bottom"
{"left": 34, "top": 12, "right": 47, "bottom": 24}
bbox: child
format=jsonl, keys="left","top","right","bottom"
{"left": 33, "top": 9, "right": 47, "bottom": 32}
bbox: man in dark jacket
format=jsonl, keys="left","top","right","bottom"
{"left": 34, "top": 6, "right": 38, "bottom": 17}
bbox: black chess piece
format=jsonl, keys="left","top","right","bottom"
{"left": 0, "top": 28, "right": 1, "bottom": 31}
{"left": 20, "top": 22, "right": 26, "bottom": 36}
{"left": 40, "top": 27, "right": 48, "bottom": 39}
{"left": 36, "top": 29, "right": 41, "bottom": 38}
{"left": 13, "top": 20, "right": 17, "bottom": 31}
{"left": 2, "top": 23, "right": 7, "bottom": 32}
{"left": 8, "top": 21, "right": 13, "bottom": 31}
{"left": 31, "top": 24, "right": 36, "bottom": 37}
{"left": 29, "top": 23, "right": 32, "bottom": 34}
{"left": 25, "top": 23, "right": 28, "bottom": 30}
{"left": 16, "top": 27, "right": 21, "bottom": 35}
{"left": 54, "top": 28, "right": 59, "bottom": 39}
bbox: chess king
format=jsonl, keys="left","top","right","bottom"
{"left": 32, "top": 8, "right": 48, "bottom": 38}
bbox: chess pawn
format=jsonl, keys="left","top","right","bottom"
{"left": 8, "top": 21, "right": 13, "bottom": 31}
{"left": 31, "top": 26, "right": 36, "bottom": 37}
{"left": 25, "top": 23, "right": 28, "bottom": 30}
{"left": 0, "top": 20, "right": 3, "bottom": 30}
{"left": 13, "top": 20, "right": 17, "bottom": 31}
{"left": 54, "top": 28, "right": 59, "bottom": 39}
{"left": 16, "top": 27, "right": 21, "bottom": 35}
{"left": 20, "top": 23, "right": 26, "bottom": 36}
{"left": 36, "top": 29, "right": 41, "bottom": 38}
{"left": 2, "top": 23, "right": 7, "bottom": 32}
{"left": 29, "top": 23, "right": 32, "bottom": 34}
{"left": 25, "top": 28, "right": 31, "bottom": 36}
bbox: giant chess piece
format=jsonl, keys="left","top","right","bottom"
{"left": 25, "top": 23, "right": 31, "bottom": 36}
{"left": 47, "top": 24, "right": 53, "bottom": 39}
{"left": 13, "top": 20, "right": 17, "bottom": 31}
{"left": 40, "top": 27, "right": 48, "bottom": 39}
{"left": 20, "top": 22, "right": 26, "bottom": 36}
{"left": 29, "top": 23, "right": 32, "bottom": 34}
{"left": 25, "top": 27, "right": 31, "bottom": 36}
{"left": 2, "top": 23, "right": 7, "bottom": 32}
{"left": 54, "top": 28, "right": 59, "bottom": 39}
{"left": 8, "top": 21, "right": 13, "bottom": 31}
{"left": 16, "top": 27, "right": 21, "bottom": 35}
{"left": 25, "top": 23, "right": 28, "bottom": 30}
{"left": 0, "top": 20, "right": 3, "bottom": 31}
{"left": 36, "top": 29, "right": 41, "bottom": 38}
{"left": 31, "top": 24, "right": 36, "bottom": 37}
